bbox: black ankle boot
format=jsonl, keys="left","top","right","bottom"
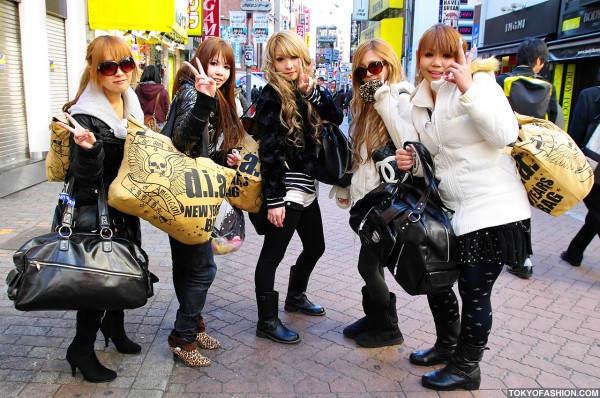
{"left": 355, "top": 293, "right": 403, "bottom": 348}
{"left": 343, "top": 286, "right": 373, "bottom": 339}
{"left": 410, "top": 320, "right": 460, "bottom": 366}
{"left": 100, "top": 310, "right": 142, "bottom": 354}
{"left": 67, "top": 310, "right": 117, "bottom": 383}
{"left": 284, "top": 266, "right": 325, "bottom": 316}
{"left": 256, "top": 291, "right": 300, "bottom": 344}
{"left": 421, "top": 339, "right": 486, "bottom": 391}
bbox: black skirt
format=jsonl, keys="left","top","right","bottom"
{"left": 457, "top": 219, "right": 532, "bottom": 267}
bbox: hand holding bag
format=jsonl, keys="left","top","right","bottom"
{"left": 7, "top": 178, "right": 154, "bottom": 311}
{"left": 349, "top": 142, "right": 459, "bottom": 296}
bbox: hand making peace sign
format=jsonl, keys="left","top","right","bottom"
{"left": 184, "top": 57, "right": 217, "bottom": 97}
{"left": 297, "top": 58, "right": 314, "bottom": 95}
{"left": 444, "top": 39, "right": 476, "bottom": 94}
{"left": 56, "top": 112, "right": 96, "bottom": 149}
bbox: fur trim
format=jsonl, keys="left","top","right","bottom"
{"left": 470, "top": 57, "right": 501, "bottom": 74}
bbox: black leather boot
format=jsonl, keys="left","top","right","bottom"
{"left": 284, "top": 266, "right": 325, "bottom": 316}
{"left": 256, "top": 291, "right": 300, "bottom": 344}
{"left": 355, "top": 293, "right": 404, "bottom": 348}
{"left": 410, "top": 319, "right": 460, "bottom": 366}
{"left": 66, "top": 310, "right": 117, "bottom": 383}
{"left": 343, "top": 286, "right": 373, "bottom": 339}
{"left": 421, "top": 339, "right": 486, "bottom": 391}
{"left": 100, "top": 310, "right": 142, "bottom": 354}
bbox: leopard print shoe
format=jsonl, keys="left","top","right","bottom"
{"left": 196, "top": 317, "right": 220, "bottom": 349}
{"left": 168, "top": 332, "right": 211, "bottom": 367}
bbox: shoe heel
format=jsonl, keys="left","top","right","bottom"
{"left": 67, "top": 360, "right": 76, "bottom": 377}
{"left": 256, "top": 330, "right": 267, "bottom": 338}
{"left": 284, "top": 303, "right": 298, "bottom": 312}
{"left": 464, "top": 381, "right": 480, "bottom": 390}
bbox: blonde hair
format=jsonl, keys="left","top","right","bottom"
{"left": 349, "top": 39, "right": 406, "bottom": 167}
{"left": 262, "top": 30, "right": 320, "bottom": 147}
{"left": 63, "top": 35, "right": 138, "bottom": 111}
{"left": 415, "top": 24, "right": 467, "bottom": 85}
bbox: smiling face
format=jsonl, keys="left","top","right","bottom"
{"left": 273, "top": 46, "right": 300, "bottom": 82}
{"left": 418, "top": 49, "right": 456, "bottom": 84}
{"left": 206, "top": 52, "right": 231, "bottom": 89}
{"left": 415, "top": 24, "right": 466, "bottom": 84}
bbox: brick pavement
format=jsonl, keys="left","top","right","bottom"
{"left": 0, "top": 138, "right": 599, "bottom": 397}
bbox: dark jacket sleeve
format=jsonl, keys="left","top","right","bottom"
{"left": 568, "top": 88, "right": 597, "bottom": 148}
{"left": 69, "top": 114, "right": 105, "bottom": 185}
{"left": 305, "top": 86, "right": 344, "bottom": 125}
{"left": 171, "top": 83, "right": 217, "bottom": 158}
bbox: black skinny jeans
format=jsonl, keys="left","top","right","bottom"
{"left": 566, "top": 184, "right": 600, "bottom": 259}
{"left": 357, "top": 245, "right": 391, "bottom": 305}
{"left": 255, "top": 200, "right": 325, "bottom": 293}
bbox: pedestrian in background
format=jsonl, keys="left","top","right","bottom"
{"left": 395, "top": 24, "right": 531, "bottom": 391}
{"left": 252, "top": 30, "right": 343, "bottom": 344}
{"left": 135, "top": 65, "right": 170, "bottom": 130}
{"left": 561, "top": 85, "right": 600, "bottom": 267}
{"left": 57, "top": 35, "right": 145, "bottom": 383}
{"left": 167, "top": 37, "right": 243, "bottom": 367}
{"left": 340, "top": 38, "right": 416, "bottom": 348}
{"left": 344, "top": 86, "right": 353, "bottom": 124}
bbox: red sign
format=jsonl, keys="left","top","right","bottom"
{"left": 203, "top": 0, "right": 220, "bottom": 38}
{"left": 296, "top": 24, "right": 305, "bottom": 38}
{"left": 303, "top": 5, "right": 310, "bottom": 31}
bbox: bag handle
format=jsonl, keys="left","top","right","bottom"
{"left": 152, "top": 92, "right": 160, "bottom": 118}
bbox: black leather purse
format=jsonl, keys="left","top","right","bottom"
{"left": 312, "top": 121, "right": 353, "bottom": 187}
{"left": 7, "top": 179, "right": 155, "bottom": 311}
{"left": 349, "top": 142, "right": 460, "bottom": 296}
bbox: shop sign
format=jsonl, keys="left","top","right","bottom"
{"left": 369, "top": 0, "right": 403, "bottom": 21}
{"left": 296, "top": 25, "right": 305, "bottom": 38}
{"left": 303, "top": 6, "right": 310, "bottom": 30}
{"left": 202, "top": 0, "right": 220, "bottom": 38}
{"left": 559, "top": 4, "right": 600, "bottom": 38}
{"left": 188, "top": 0, "right": 203, "bottom": 37}
{"left": 353, "top": 0, "right": 368, "bottom": 21}
{"left": 240, "top": 0, "right": 272, "bottom": 12}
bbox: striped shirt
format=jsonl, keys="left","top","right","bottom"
{"left": 267, "top": 171, "right": 316, "bottom": 208}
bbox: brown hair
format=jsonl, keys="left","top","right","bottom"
{"left": 349, "top": 39, "right": 407, "bottom": 167}
{"left": 63, "top": 35, "right": 139, "bottom": 111}
{"left": 415, "top": 24, "right": 467, "bottom": 84}
{"left": 172, "top": 37, "right": 244, "bottom": 154}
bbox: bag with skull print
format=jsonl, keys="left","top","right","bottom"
{"left": 108, "top": 117, "right": 237, "bottom": 245}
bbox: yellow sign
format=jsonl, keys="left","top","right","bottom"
{"left": 188, "top": 0, "right": 203, "bottom": 37}
{"left": 360, "top": 18, "right": 404, "bottom": 57}
{"left": 88, "top": 0, "right": 189, "bottom": 43}
{"left": 369, "top": 0, "right": 404, "bottom": 21}
{"left": 562, "top": 64, "right": 576, "bottom": 132}
{"left": 562, "top": 17, "right": 580, "bottom": 32}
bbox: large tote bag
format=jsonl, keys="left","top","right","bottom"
{"left": 7, "top": 179, "right": 154, "bottom": 311}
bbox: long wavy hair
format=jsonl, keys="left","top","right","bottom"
{"left": 415, "top": 24, "right": 467, "bottom": 85}
{"left": 349, "top": 39, "right": 406, "bottom": 167}
{"left": 262, "top": 30, "right": 320, "bottom": 147}
{"left": 63, "top": 35, "right": 139, "bottom": 111}
{"left": 172, "top": 37, "right": 244, "bottom": 154}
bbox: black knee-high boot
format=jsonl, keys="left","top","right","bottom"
{"left": 66, "top": 310, "right": 117, "bottom": 383}
{"left": 410, "top": 319, "right": 460, "bottom": 366}
{"left": 355, "top": 292, "right": 404, "bottom": 348}
{"left": 284, "top": 266, "right": 325, "bottom": 316}
{"left": 100, "top": 310, "right": 142, "bottom": 354}
{"left": 343, "top": 286, "right": 373, "bottom": 339}
{"left": 421, "top": 338, "right": 486, "bottom": 391}
{"left": 256, "top": 291, "right": 300, "bottom": 344}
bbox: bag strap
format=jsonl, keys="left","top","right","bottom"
{"left": 152, "top": 92, "right": 160, "bottom": 118}
{"left": 161, "top": 95, "right": 178, "bottom": 138}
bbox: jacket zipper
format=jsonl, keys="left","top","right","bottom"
{"left": 29, "top": 260, "right": 143, "bottom": 279}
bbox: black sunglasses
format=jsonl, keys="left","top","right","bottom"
{"left": 354, "top": 61, "right": 386, "bottom": 80}
{"left": 97, "top": 56, "right": 136, "bottom": 76}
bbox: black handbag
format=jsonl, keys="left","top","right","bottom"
{"left": 312, "top": 121, "right": 353, "bottom": 187}
{"left": 6, "top": 178, "right": 154, "bottom": 311}
{"left": 349, "top": 142, "right": 460, "bottom": 296}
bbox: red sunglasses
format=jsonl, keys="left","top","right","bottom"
{"left": 97, "top": 56, "right": 136, "bottom": 76}
{"left": 354, "top": 61, "right": 386, "bottom": 80}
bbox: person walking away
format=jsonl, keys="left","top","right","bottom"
{"left": 135, "top": 65, "right": 170, "bottom": 130}
{"left": 56, "top": 35, "right": 146, "bottom": 383}
{"left": 338, "top": 38, "right": 416, "bottom": 348}
{"left": 561, "top": 86, "right": 600, "bottom": 267}
{"left": 395, "top": 24, "right": 531, "bottom": 391}
{"left": 167, "top": 37, "right": 243, "bottom": 366}
{"left": 252, "top": 30, "right": 343, "bottom": 344}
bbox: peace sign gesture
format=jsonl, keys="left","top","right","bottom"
{"left": 56, "top": 112, "right": 96, "bottom": 149}
{"left": 444, "top": 39, "right": 476, "bottom": 94}
{"left": 297, "top": 58, "right": 314, "bottom": 94}
{"left": 184, "top": 57, "right": 217, "bottom": 97}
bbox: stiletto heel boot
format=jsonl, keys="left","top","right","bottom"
{"left": 100, "top": 310, "right": 142, "bottom": 354}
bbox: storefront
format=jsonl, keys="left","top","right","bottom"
{"left": 359, "top": 0, "right": 405, "bottom": 59}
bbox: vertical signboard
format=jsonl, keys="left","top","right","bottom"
{"left": 229, "top": 11, "right": 247, "bottom": 44}
{"left": 202, "top": 0, "right": 219, "bottom": 38}
{"left": 188, "top": 0, "right": 203, "bottom": 36}
{"left": 253, "top": 13, "right": 269, "bottom": 44}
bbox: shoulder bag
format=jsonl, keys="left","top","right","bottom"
{"left": 144, "top": 92, "right": 161, "bottom": 132}
{"left": 7, "top": 178, "right": 155, "bottom": 311}
{"left": 313, "top": 121, "right": 353, "bottom": 187}
{"left": 349, "top": 141, "right": 459, "bottom": 296}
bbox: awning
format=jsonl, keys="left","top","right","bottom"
{"left": 547, "top": 33, "right": 600, "bottom": 61}
{"left": 477, "top": 42, "right": 521, "bottom": 59}
{"left": 88, "top": 0, "right": 189, "bottom": 44}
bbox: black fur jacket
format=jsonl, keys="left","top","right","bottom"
{"left": 254, "top": 83, "right": 343, "bottom": 203}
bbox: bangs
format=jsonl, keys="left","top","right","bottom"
{"left": 93, "top": 36, "right": 132, "bottom": 67}
{"left": 273, "top": 34, "right": 306, "bottom": 58}
{"left": 207, "top": 39, "right": 235, "bottom": 68}
{"left": 419, "top": 25, "right": 462, "bottom": 58}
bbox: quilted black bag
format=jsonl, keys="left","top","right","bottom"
{"left": 6, "top": 178, "right": 154, "bottom": 311}
{"left": 349, "top": 142, "right": 460, "bottom": 296}
{"left": 312, "top": 121, "right": 353, "bottom": 187}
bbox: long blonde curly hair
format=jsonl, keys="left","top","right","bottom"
{"left": 263, "top": 30, "right": 321, "bottom": 147}
{"left": 349, "top": 39, "right": 406, "bottom": 168}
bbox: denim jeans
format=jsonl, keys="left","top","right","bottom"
{"left": 169, "top": 236, "right": 217, "bottom": 342}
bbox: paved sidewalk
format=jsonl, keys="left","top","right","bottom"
{"left": 0, "top": 158, "right": 599, "bottom": 396}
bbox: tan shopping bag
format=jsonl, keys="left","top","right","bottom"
{"left": 226, "top": 133, "right": 263, "bottom": 213}
{"left": 108, "top": 117, "right": 236, "bottom": 244}
{"left": 45, "top": 118, "right": 70, "bottom": 182}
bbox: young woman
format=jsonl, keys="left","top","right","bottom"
{"left": 395, "top": 24, "right": 531, "bottom": 391}
{"left": 57, "top": 35, "right": 145, "bottom": 383}
{"left": 166, "top": 37, "right": 242, "bottom": 367}
{"left": 253, "top": 30, "right": 343, "bottom": 344}
{"left": 341, "top": 38, "right": 417, "bottom": 348}
{"left": 135, "top": 65, "right": 170, "bottom": 130}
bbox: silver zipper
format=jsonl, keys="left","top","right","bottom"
{"left": 29, "top": 260, "right": 142, "bottom": 279}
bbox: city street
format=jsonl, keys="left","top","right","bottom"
{"left": 0, "top": 121, "right": 599, "bottom": 397}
